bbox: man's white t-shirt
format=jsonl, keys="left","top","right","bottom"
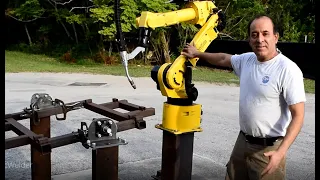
{"left": 230, "top": 51, "right": 306, "bottom": 138}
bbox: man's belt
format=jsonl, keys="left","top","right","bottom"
{"left": 240, "top": 131, "right": 283, "bottom": 146}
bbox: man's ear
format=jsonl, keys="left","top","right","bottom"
{"left": 275, "top": 32, "right": 279, "bottom": 43}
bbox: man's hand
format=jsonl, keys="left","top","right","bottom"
{"left": 181, "top": 43, "right": 199, "bottom": 58}
{"left": 261, "top": 150, "right": 286, "bottom": 176}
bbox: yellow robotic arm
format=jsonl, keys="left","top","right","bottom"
{"left": 114, "top": 2, "right": 226, "bottom": 178}
{"left": 137, "top": 1, "right": 224, "bottom": 99}
{"left": 136, "top": 1, "right": 216, "bottom": 29}
{"left": 134, "top": 1, "right": 226, "bottom": 134}
{"left": 115, "top": 2, "right": 226, "bottom": 178}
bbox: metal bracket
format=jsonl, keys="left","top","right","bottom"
{"left": 80, "top": 118, "right": 128, "bottom": 150}
{"left": 25, "top": 93, "right": 87, "bottom": 124}
{"left": 36, "top": 137, "right": 52, "bottom": 155}
{"left": 133, "top": 115, "right": 146, "bottom": 129}
{"left": 52, "top": 99, "right": 67, "bottom": 121}
{"left": 30, "top": 93, "right": 54, "bottom": 124}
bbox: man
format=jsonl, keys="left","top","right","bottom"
{"left": 181, "top": 15, "right": 306, "bottom": 180}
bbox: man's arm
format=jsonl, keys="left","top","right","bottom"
{"left": 181, "top": 43, "right": 233, "bottom": 68}
{"left": 277, "top": 102, "right": 305, "bottom": 155}
{"left": 262, "top": 101, "right": 305, "bottom": 176}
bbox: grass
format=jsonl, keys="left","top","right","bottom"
{"left": 5, "top": 50, "right": 315, "bottom": 94}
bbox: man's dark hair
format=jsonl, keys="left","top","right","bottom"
{"left": 247, "top": 14, "right": 279, "bottom": 37}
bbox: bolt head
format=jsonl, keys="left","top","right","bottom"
{"left": 107, "top": 128, "right": 112, "bottom": 133}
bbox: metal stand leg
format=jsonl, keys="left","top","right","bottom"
{"left": 30, "top": 117, "right": 51, "bottom": 180}
{"left": 153, "top": 131, "right": 195, "bottom": 180}
{"left": 92, "top": 146, "right": 119, "bottom": 180}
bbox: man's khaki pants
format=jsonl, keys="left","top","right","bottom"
{"left": 225, "top": 131, "right": 286, "bottom": 180}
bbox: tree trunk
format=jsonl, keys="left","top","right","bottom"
{"left": 72, "top": 23, "right": 78, "bottom": 44}
{"left": 60, "top": 21, "right": 73, "bottom": 40}
{"left": 99, "top": 35, "right": 106, "bottom": 65}
{"left": 161, "top": 31, "right": 171, "bottom": 63}
{"left": 108, "top": 41, "right": 112, "bottom": 57}
{"left": 47, "top": 1, "right": 73, "bottom": 40}
{"left": 81, "top": 24, "right": 92, "bottom": 55}
{"left": 24, "top": 24, "right": 32, "bottom": 45}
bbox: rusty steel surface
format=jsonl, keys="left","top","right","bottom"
{"left": 5, "top": 97, "right": 155, "bottom": 180}
{"left": 83, "top": 98, "right": 155, "bottom": 122}
{"left": 49, "top": 132, "right": 80, "bottom": 149}
{"left": 92, "top": 146, "right": 119, "bottom": 180}
{"left": 6, "top": 118, "right": 39, "bottom": 137}
{"left": 5, "top": 99, "right": 92, "bottom": 121}
{"left": 84, "top": 102, "right": 130, "bottom": 121}
{"left": 153, "top": 131, "right": 195, "bottom": 180}
{"left": 5, "top": 135, "right": 31, "bottom": 149}
{"left": 5, "top": 122, "right": 12, "bottom": 131}
{"left": 5, "top": 98, "right": 155, "bottom": 150}
{"left": 30, "top": 116, "right": 51, "bottom": 180}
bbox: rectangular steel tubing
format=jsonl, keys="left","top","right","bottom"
{"left": 6, "top": 118, "right": 39, "bottom": 138}
{"left": 49, "top": 132, "right": 80, "bottom": 149}
{"left": 119, "top": 100, "right": 145, "bottom": 111}
{"left": 125, "top": 108, "right": 156, "bottom": 118}
{"left": 100, "top": 99, "right": 128, "bottom": 109}
{"left": 35, "top": 106, "right": 66, "bottom": 119}
{"left": 5, "top": 135, "right": 31, "bottom": 149}
{"left": 5, "top": 133, "right": 79, "bottom": 150}
{"left": 160, "top": 131, "right": 195, "bottom": 180}
{"left": 5, "top": 111, "right": 30, "bottom": 121}
{"left": 92, "top": 146, "right": 119, "bottom": 180}
{"left": 116, "top": 120, "right": 136, "bottom": 132}
{"left": 84, "top": 102, "right": 129, "bottom": 121}
{"left": 30, "top": 116, "right": 51, "bottom": 180}
{"left": 5, "top": 122, "right": 11, "bottom": 131}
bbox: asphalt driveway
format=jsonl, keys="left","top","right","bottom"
{"left": 5, "top": 73, "right": 315, "bottom": 180}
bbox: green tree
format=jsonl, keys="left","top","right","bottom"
{"left": 4, "top": 0, "right": 315, "bottom": 63}
{"left": 136, "top": 0, "right": 178, "bottom": 64}
{"left": 6, "top": 0, "right": 45, "bottom": 45}
{"left": 222, "top": 0, "right": 265, "bottom": 40}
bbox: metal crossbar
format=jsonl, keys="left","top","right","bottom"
{"left": 5, "top": 96, "right": 155, "bottom": 180}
